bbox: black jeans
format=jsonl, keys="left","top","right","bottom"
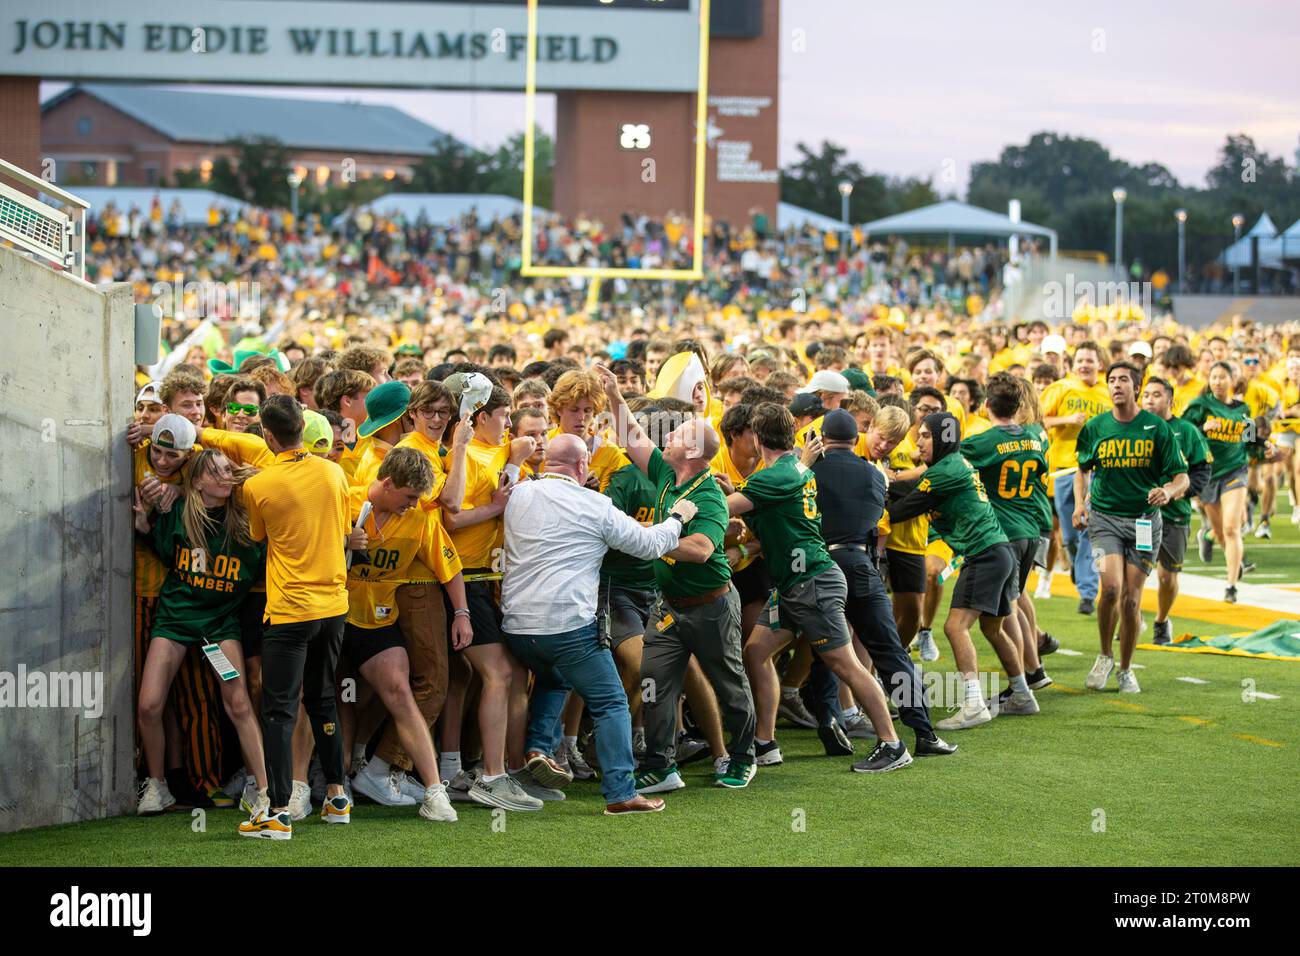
{"left": 260, "top": 614, "right": 346, "bottom": 808}
{"left": 835, "top": 556, "right": 935, "bottom": 739}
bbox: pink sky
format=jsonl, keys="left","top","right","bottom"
{"left": 41, "top": 0, "right": 1300, "bottom": 190}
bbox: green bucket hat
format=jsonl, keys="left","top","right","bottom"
{"left": 842, "top": 367, "right": 875, "bottom": 395}
{"left": 208, "top": 348, "right": 291, "bottom": 376}
{"left": 358, "top": 381, "right": 411, "bottom": 439}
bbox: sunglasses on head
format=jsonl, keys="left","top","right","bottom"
{"left": 227, "top": 402, "right": 259, "bottom": 416}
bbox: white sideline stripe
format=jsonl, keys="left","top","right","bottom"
{"left": 1253, "top": 692, "right": 1282, "bottom": 700}
{"left": 1145, "top": 571, "right": 1300, "bottom": 615}
{"left": 1055, "top": 648, "right": 1083, "bottom": 656}
{"left": 1176, "top": 677, "right": 1210, "bottom": 684}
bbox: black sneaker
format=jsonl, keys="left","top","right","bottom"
{"left": 1153, "top": 620, "right": 1172, "bottom": 645}
{"left": 1240, "top": 559, "right": 1257, "bottom": 575}
{"left": 754, "top": 740, "right": 783, "bottom": 766}
{"left": 1077, "top": 597, "right": 1095, "bottom": 615}
{"left": 1225, "top": 586, "right": 1238, "bottom": 604}
{"left": 1038, "top": 631, "right": 1060, "bottom": 656}
{"left": 914, "top": 733, "right": 958, "bottom": 756}
{"left": 1026, "top": 667, "right": 1053, "bottom": 690}
{"left": 676, "top": 735, "right": 711, "bottom": 766}
{"left": 851, "top": 740, "right": 913, "bottom": 773}
{"left": 817, "top": 718, "right": 854, "bottom": 756}
{"left": 1197, "top": 528, "right": 1214, "bottom": 563}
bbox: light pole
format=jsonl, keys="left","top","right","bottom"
{"left": 1175, "top": 208, "right": 1188, "bottom": 293}
{"left": 1111, "top": 187, "right": 1126, "bottom": 273}
{"left": 838, "top": 180, "right": 853, "bottom": 255}
{"left": 1231, "top": 213, "right": 1244, "bottom": 295}
{"left": 287, "top": 171, "right": 302, "bottom": 224}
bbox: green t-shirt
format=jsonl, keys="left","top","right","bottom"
{"left": 646, "top": 448, "right": 732, "bottom": 599}
{"left": 600, "top": 463, "right": 660, "bottom": 591}
{"left": 1181, "top": 392, "right": 1250, "bottom": 480}
{"left": 150, "top": 505, "right": 266, "bottom": 645}
{"left": 960, "top": 424, "right": 1051, "bottom": 543}
{"left": 739, "top": 453, "right": 835, "bottom": 592}
{"left": 916, "top": 453, "right": 1008, "bottom": 557}
{"left": 1161, "top": 415, "right": 1211, "bottom": 526}
{"left": 1076, "top": 409, "right": 1187, "bottom": 518}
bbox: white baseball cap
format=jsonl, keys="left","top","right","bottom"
{"left": 797, "top": 370, "right": 851, "bottom": 395}
{"left": 135, "top": 382, "right": 163, "bottom": 405}
{"left": 151, "top": 413, "right": 197, "bottom": 452}
{"left": 1040, "top": 334, "right": 1068, "bottom": 355}
{"left": 1127, "top": 341, "right": 1153, "bottom": 358}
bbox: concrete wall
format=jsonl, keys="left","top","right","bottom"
{"left": 0, "top": 244, "right": 134, "bottom": 833}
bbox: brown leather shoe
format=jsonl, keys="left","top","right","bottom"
{"left": 604, "top": 795, "right": 665, "bottom": 816}
{"left": 526, "top": 750, "right": 574, "bottom": 789}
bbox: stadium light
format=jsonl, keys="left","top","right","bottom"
{"left": 287, "top": 171, "right": 302, "bottom": 224}
{"left": 1232, "top": 213, "right": 1245, "bottom": 295}
{"left": 1175, "top": 208, "right": 1188, "bottom": 293}
{"left": 1112, "top": 188, "right": 1126, "bottom": 271}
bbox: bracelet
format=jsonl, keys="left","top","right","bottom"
{"left": 453, "top": 608, "right": 471, "bottom": 618}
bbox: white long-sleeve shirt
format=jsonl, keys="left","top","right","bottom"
{"left": 501, "top": 473, "right": 682, "bottom": 636}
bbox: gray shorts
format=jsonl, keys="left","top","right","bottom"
{"left": 1198, "top": 466, "right": 1248, "bottom": 505}
{"left": 1032, "top": 535, "right": 1051, "bottom": 570}
{"left": 1007, "top": 537, "right": 1038, "bottom": 595}
{"left": 1159, "top": 522, "right": 1189, "bottom": 573}
{"left": 951, "top": 542, "right": 1018, "bottom": 617}
{"left": 777, "top": 566, "right": 851, "bottom": 653}
{"left": 599, "top": 581, "right": 657, "bottom": 648}
{"left": 1089, "top": 509, "right": 1161, "bottom": 576}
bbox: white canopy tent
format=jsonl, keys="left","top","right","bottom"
{"left": 1219, "top": 213, "right": 1298, "bottom": 269}
{"left": 777, "top": 201, "right": 852, "bottom": 234}
{"left": 859, "top": 199, "right": 1058, "bottom": 257}
{"left": 52, "top": 187, "right": 252, "bottom": 224}
{"left": 349, "top": 193, "right": 547, "bottom": 227}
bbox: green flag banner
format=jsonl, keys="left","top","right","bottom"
{"left": 1140, "top": 621, "right": 1300, "bottom": 662}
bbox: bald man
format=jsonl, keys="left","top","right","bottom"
{"left": 500, "top": 431, "right": 698, "bottom": 815}
{"left": 595, "top": 366, "right": 758, "bottom": 793}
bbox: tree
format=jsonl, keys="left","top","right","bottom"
{"left": 207, "top": 137, "right": 294, "bottom": 208}
{"left": 479, "top": 131, "right": 554, "bottom": 209}
{"left": 404, "top": 139, "right": 490, "bottom": 194}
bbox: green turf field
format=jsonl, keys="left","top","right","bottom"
{"left": 3, "top": 505, "right": 1297, "bottom": 867}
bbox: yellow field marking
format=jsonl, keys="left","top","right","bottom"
{"left": 1107, "top": 700, "right": 1149, "bottom": 713}
{"left": 1231, "top": 733, "right": 1284, "bottom": 748}
{"left": 1177, "top": 716, "right": 1214, "bottom": 727}
{"left": 1049, "top": 683, "right": 1083, "bottom": 695}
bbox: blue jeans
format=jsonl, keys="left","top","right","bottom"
{"left": 503, "top": 622, "right": 636, "bottom": 805}
{"left": 1054, "top": 478, "right": 1098, "bottom": 601}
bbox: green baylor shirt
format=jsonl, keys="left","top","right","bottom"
{"left": 1160, "top": 415, "right": 1211, "bottom": 527}
{"left": 150, "top": 505, "right": 266, "bottom": 645}
{"left": 1181, "top": 392, "right": 1250, "bottom": 480}
{"left": 600, "top": 462, "right": 660, "bottom": 592}
{"left": 961, "top": 424, "right": 1051, "bottom": 543}
{"left": 1076, "top": 409, "right": 1187, "bottom": 518}
{"left": 914, "top": 453, "right": 1008, "bottom": 557}
{"left": 739, "top": 453, "right": 835, "bottom": 592}
{"left": 646, "top": 447, "right": 732, "bottom": 599}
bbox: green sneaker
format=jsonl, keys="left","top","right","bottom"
{"left": 634, "top": 766, "right": 685, "bottom": 794}
{"left": 714, "top": 760, "right": 756, "bottom": 789}
{"left": 205, "top": 786, "right": 236, "bottom": 809}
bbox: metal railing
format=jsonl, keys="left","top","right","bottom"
{"left": 0, "top": 157, "right": 89, "bottom": 280}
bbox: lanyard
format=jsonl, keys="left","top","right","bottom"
{"left": 656, "top": 469, "right": 712, "bottom": 523}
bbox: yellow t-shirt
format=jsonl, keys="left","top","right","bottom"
{"left": 200, "top": 428, "right": 274, "bottom": 468}
{"left": 1278, "top": 380, "right": 1300, "bottom": 434}
{"left": 451, "top": 438, "right": 509, "bottom": 570}
{"left": 393, "top": 431, "right": 449, "bottom": 507}
{"left": 884, "top": 435, "right": 928, "bottom": 555}
{"left": 1040, "top": 377, "right": 1112, "bottom": 471}
{"left": 963, "top": 414, "right": 993, "bottom": 437}
{"left": 244, "top": 450, "right": 350, "bottom": 625}
{"left": 546, "top": 426, "right": 629, "bottom": 492}
{"left": 1243, "top": 379, "right": 1279, "bottom": 419}
{"left": 346, "top": 501, "right": 462, "bottom": 628}
{"left": 1172, "top": 376, "right": 1206, "bottom": 417}
{"left": 134, "top": 443, "right": 185, "bottom": 597}
{"left": 710, "top": 443, "right": 765, "bottom": 572}
{"left": 339, "top": 435, "right": 372, "bottom": 482}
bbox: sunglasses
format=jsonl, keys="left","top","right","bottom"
{"left": 1244, "top": 359, "right": 1259, "bottom": 366}
{"left": 226, "top": 403, "right": 259, "bottom": 416}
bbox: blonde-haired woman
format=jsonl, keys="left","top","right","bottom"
{"left": 134, "top": 450, "right": 269, "bottom": 816}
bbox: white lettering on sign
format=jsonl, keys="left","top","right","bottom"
{"left": 707, "top": 95, "right": 772, "bottom": 118}
{"left": 716, "top": 141, "right": 779, "bottom": 184}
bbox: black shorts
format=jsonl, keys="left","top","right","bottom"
{"left": 238, "top": 590, "right": 267, "bottom": 658}
{"left": 600, "top": 581, "right": 657, "bottom": 648}
{"left": 343, "top": 621, "right": 406, "bottom": 669}
{"left": 1007, "top": 538, "right": 1037, "bottom": 596}
{"left": 732, "top": 559, "right": 774, "bottom": 606}
{"left": 460, "top": 575, "right": 504, "bottom": 652}
{"left": 951, "top": 543, "right": 1017, "bottom": 618}
{"left": 885, "top": 550, "right": 927, "bottom": 594}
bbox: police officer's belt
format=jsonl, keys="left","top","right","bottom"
{"left": 827, "top": 543, "right": 867, "bottom": 552}
{"left": 664, "top": 584, "right": 729, "bottom": 609}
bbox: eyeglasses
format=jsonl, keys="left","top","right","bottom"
{"left": 417, "top": 406, "right": 452, "bottom": 419}
{"left": 226, "top": 403, "right": 259, "bottom": 416}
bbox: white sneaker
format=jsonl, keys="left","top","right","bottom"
{"left": 1254, "top": 522, "right": 1271, "bottom": 540}
{"left": 418, "top": 783, "right": 458, "bottom": 822}
{"left": 916, "top": 629, "right": 941, "bottom": 662}
{"left": 509, "top": 769, "right": 566, "bottom": 802}
{"left": 352, "top": 762, "right": 418, "bottom": 807}
{"left": 713, "top": 755, "right": 730, "bottom": 776}
{"left": 843, "top": 712, "right": 878, "bottom": 740}
{"left": 222, "top": 767, "right": 248, "bottom": 800}
{"left": 240, "top": 775, "right": 261, "bottom": 814}
{"left": 1034, "top": 571, "right": 1053, "bottom": 600}
{"left": 288, "top": 780, "right": 313, "bottom": 821}
{"left": 935, "top": 701, "right": 993, "bottom": 730}
{"left": 1085, "top": 654, "right": 1115, "bottom": 690}
{"left": 136, "top": 777, "right": 176, "bottom": 815}
{"left": 563, "top": 740, "right": 596, "bottom": 780}
{"left": 1117, "top": 669, "right": 1141, "bottom": 694}
{"left": 395, "top": 770, "right": 428, "bottom": 802}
